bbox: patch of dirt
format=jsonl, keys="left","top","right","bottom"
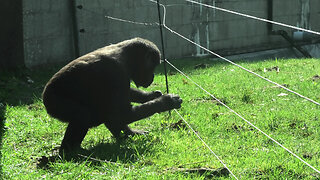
{"left": 194, "top": 63, "right": 210, "bottom": 69}
{"left": 167, "top": 167, "right": 229, "bottom": 178}
{"left": 169, "top": 120, "right": 186, "bottom": 130}
{"left": 192, "top": 97, "right": 228, "bottom": 106}
{"left": 264, "top": 66, "right": 280, "bottom": 73}
{"left": 312, "top": 75, "right": 320, "bottom": 81}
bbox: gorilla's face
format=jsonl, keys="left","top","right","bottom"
{"left": 137, "top": 72, "right": 154, "bottom": 88}
{"left": 132, "top": 51, "right": 160, "bottom": 88}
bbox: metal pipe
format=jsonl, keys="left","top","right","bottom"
{"left": 70, "top": 0, "right": 80, "bottom": 58}
{"left": 267, "top": 0, "right": 273, "bottom": 34}
{"left": 156, "top": 0, "right": 169, "bottom": 94}
{"left": 267, "top": 0, "right": 312, "bottom": 58}
{"left": 273, "top": 30, "right": 312, "bottom": 58}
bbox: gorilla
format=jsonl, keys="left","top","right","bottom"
{"left": 42, "top": 38, "right": 182, "bottom": 153}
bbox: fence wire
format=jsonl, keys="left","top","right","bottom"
{"left": 81, "top": 0, "right": 320, "bottom": 176}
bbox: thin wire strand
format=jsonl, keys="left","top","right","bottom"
{"left": 106, "top": 3, "right": 237, "bottom": 178}
{"left": 152, "top": 1, "right": 237, "bottom": 178}
{"left": 105, "top": 11, "right": 320, "bottom": 106}
{"left": 163, "top": 24, "right": 320, "bottom": 106}
{"left": 173, "top": 109, "right": 239, "bottom": 180}
{"left": 165, "top": 59, "right": 320, "bottom": 175}
{"left": 151, "top": 0, "right": 320, "bottom": 174}
{"left": 151, "top": 0, "right": 320, "bottom": 176}
{"left": 149, "top": 0, "right": 320, "bottom": 106}
{"left": 105, "top": 15, "right": 159, "bottom": 26}
{"left": 81, "top": 1, "right": 320, "bottom": 175}
{"left": 100, "top": 6, "right": 320, "bottom": 173}
{"left": 186, "top": 0, "right": 320, "bottom": 36}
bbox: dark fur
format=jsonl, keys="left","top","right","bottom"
{"left": 42, "top": 38, "right": 182, "bottom": 153}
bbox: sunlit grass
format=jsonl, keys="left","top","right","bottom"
{"left": 1, "top": 58, "right": 320, "bottom": 179}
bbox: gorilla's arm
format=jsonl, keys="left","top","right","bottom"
{"left": 126, "top": 94, "right": 182, "bottom": 124}
{"left": 129, "top": 88, "right": 162, "bottom": 103}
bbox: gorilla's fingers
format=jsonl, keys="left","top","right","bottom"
{"left": 152, "top": 90, "right": 163, "bottom": 97}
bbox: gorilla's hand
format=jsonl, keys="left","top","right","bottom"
{"left": 158, "top": 94, "right": 183, "bottom": 111}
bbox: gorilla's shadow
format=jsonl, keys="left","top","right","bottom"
{"left": 38, "top": 136, "right": 155, "bottom": 169}
{"left": 86, "top": 137, "right": 153, "bottom": 164}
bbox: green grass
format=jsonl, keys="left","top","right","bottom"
{"left": 1, "top": 58, "right": 320, "bottom": 179}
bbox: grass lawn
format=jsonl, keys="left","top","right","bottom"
{"left": 1, "top": 58, "right": 320, "bottom": 179}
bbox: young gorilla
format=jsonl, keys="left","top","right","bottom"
{"left": 42, "top": 38, "right": 182, "bottom": 153}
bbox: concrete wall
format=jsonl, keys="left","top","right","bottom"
{"left": 20, "top": 0, "right": 320, "bottom": 68}
{"left": 168, "top": 0, "right": 320, "bottom": 56}
{"left": 22, "top": 0, "right": 75, "bottom": 68}
{"left": 75, "top": 0, "right": 161, "bottom": 55}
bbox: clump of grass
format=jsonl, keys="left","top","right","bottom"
{"left": 1, "top": 58, "right": 320, "bottom": 179}
{"left": 242, "top": 93, "right": 253, "bottom": 104}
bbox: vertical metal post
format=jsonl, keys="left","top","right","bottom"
{"left": 156, "top": 0, "right": 169, "bottom": 94}
{"left": 267, "top": 0, "right": 273, "bottom": 34}
{"left": 70, "top": 0, "right": 80, "bottom": 58}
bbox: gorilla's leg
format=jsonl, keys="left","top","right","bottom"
{"left": 122, "top": 124, "right": 148, "bottom": 136}
{"left": 111, "top": 94, "right": 181, "bottom": 138}
{"left": 103, "top": 94, "right": 182, "bottom": 139}
{"left": 104, "top": 123, "right": 147, "bottom": 138}
{"left": 60, "top": 123, "right": 89, "bottom": 153}
{"left": 104, "top": 121, "right": 123, "bottom": 138}
{"left": 44, "top": 93, "right": 94, "bottom": 153}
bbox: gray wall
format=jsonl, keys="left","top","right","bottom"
{"left": 22, "top": 0, "right": 75, "bottom": 68}
{"left": 21, "top": 0, "right": 320, "bottom": 68}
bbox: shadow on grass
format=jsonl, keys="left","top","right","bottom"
{"left": 0, "top": 67, "right": 61, "bottom": 105}
{"left": 0, "top": 57, "right": 280, "bottom": 177}
{"left": 38, "top": 137, "right": 230, "bottom": 178}
{"left": 87, "top": 140, "right": 149, "bottom": 163}
{"left": 0, "top": 65, "right": 63, "bottom": 177}
{"left": 38, "top": 136, "right": 155, "bottom": 169}
{"left": 0, "top": 58, "right": 267, "bottom": 176}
